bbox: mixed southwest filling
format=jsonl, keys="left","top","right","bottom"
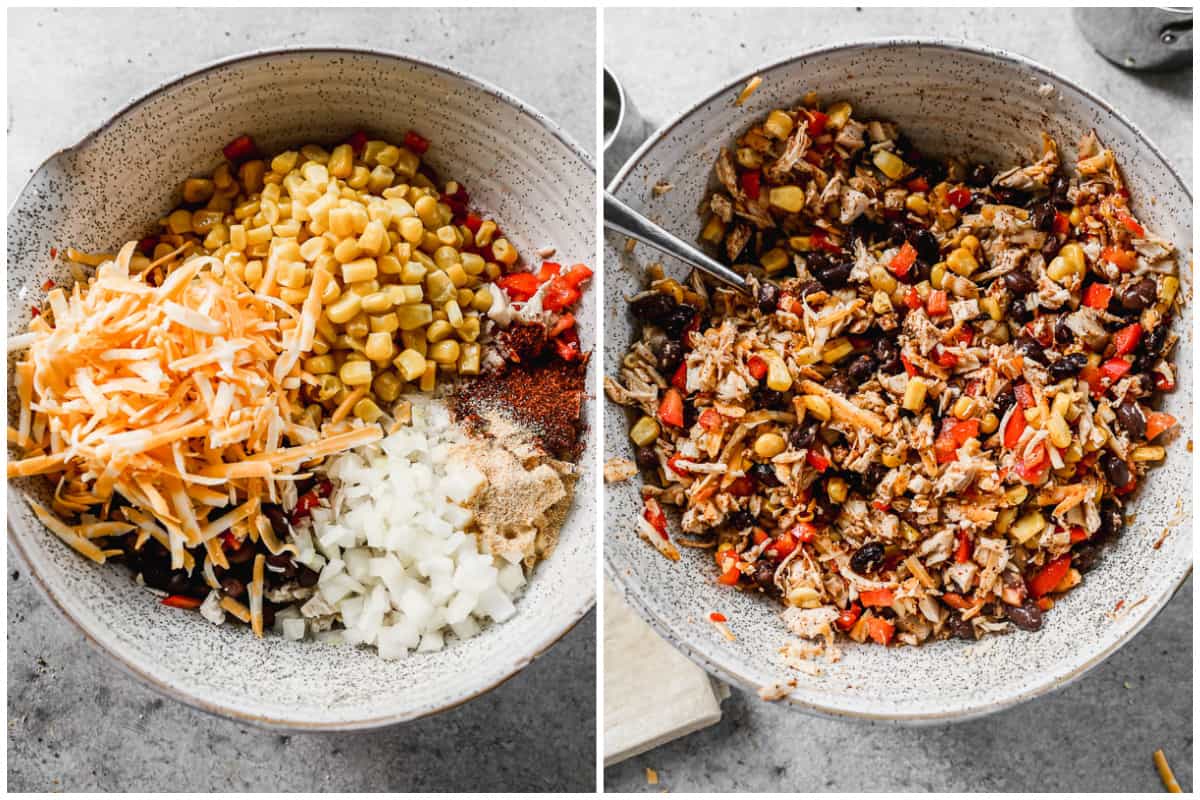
{"left": 9, "top": 132, "right": 590, "bottom": 657}
{"left": 606, "top": 96, "right": 1181, "bottom": 652}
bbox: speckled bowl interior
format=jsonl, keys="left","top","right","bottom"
{"left": 7, "top": 48, "right": 596, "bottom": 729}
{"left": 604, "top": 40, "right": 1192, "bottom": 722}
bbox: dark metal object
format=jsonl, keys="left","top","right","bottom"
{"left": 1074, "top": 7, "right": 1192, "bottom": 71}
{"left": 603, "top": 67, "right": 650, "bottom": 183}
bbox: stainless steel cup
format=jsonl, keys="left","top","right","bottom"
{"left": 603, "top": 67, "right": 649, "bottom": 185}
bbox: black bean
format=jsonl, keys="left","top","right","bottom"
{"left": 910, "top": 227, "right": 940, "bottom": 264}
{"left": 864, "top": 462, "right": 889, "bottom": 487}
{"left": 920, "top": 159, "right": 948, "bottom": 186}
{"left": 166, "top": 571, "right": 191, "bottom": 595}
{"left": 753, "top": 562, "right": 777, "bottom": 591}
{"left": 1005, "top": 602, "right": 1044, "bottom": 631}
{"left": 1096, "top": 501, "right": 1125, "bottom": 543}
{"left": 874, "top": 338, "right": 902, "bottom": 374}
{"left": 753, "top": 386, "right": 789, "bottom": 412}
{"left": 726, "top": 509, "right": 755, "bottom": 531}
{"left": 661, "top": 304, "right": 697, "bottom": 335}
{"left": 992, "top": 186, "right": 1030, "bottom": 207}
{"left": 1009, "top": 299, "right": 1034, "bottom": 324}
{"left": 1047, "top": 352, "right": 1088, "bottom": 381}
{"left": 629, "top": 292, "right": 678, "bottom": 324}
{"left": 261, "top": 604, "right": 277, "bottom": 629}
{"left": 811, "top": 492, "right": 839, "bottom": 525}
{"left": 1049, "top": 174, "right": 1072, "bottom": 209}
{"left": 297, "top": 565, "right": 320, "bottom": 588}
{"left": 294, "top": 477, "right": 317, "bottom": 497}
{"left": 658, "top": 340, "right": 684, "bottom": 372}
{"left": 1116, "top": 401, "right": 1146, "bottom": 439}
{"left": 221, "top": 577, "right": 246, "bottom": 598}
{"left": 1032, "top": 202, "right": 1057, "bottom": 232}
{"left": 750, "top": 462, "right": 782, "bottom": 487}
{"left": 1040, "top": 235, "right": 1062, "bottom": 262}
{"left": 967, "top": 163, "right": 993, "bottom": 187}
{"left": 789, "top": 423, "right": 818, "bottom": 450}
{"left": 847, "top": 354, "right": 877, "bottom": 383}
{"left": 905, "top": 258, "right": 932, "bottom": 285}
{"left": 993, "top": 388, "right": 1016, "bottom": 416}
{"left": 266, "top": 552, "right": 298, "bottom": 578}
{"left": 947, "top": 613, "right": 977, "bottom": 640}
{"left": 1003, "top": 269, "right": 1037, "bottom": 296}
{"left": 1072, "top": 542, "right": 1103, "bottom": 573}
{"left": 824, "top": 372, "right": 856, "bottom": 396}
{"left": 1015, "top": 334, "right": 1047, "bottom": 365}
{"left": 813, "top": 258, "right": 854, "bottom": 290}
{"left": 227, "top": 541, "right": 257, "bottom": 564}
{"left": 1101, "top": 453, "right": 1132, "bottom": 488}
{"left": 635, "top": 446, "right": 659, "bottom": 470}
{"left": 757, "top": 282, "right": 781, "bottom": 314}
{"left": 262, "top": 503, "right": 290, "bottom": 541}
{"left": 1120, "top": 277, "right": 1157, "bottom": 312}
{"left": 850, "top": 541, "right": 886, "bottom": 573}
{"left": 797, "top": 280, "right": 824, "bottom": 301}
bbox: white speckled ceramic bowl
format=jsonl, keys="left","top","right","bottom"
{"left": 604, "top": 40, "right": 1192, "bottom": 722}
{"left": 7, "top": 48, "right": 596, "bottom": 729}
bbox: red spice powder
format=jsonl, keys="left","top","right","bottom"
{"left": 456, "top": 355, "right": 588, "bottom": 460}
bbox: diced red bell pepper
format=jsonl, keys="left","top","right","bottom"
{"left": 769, "top": 531, "right": 798, "bottom": 560}
{"left": 698, "top": 408, "right": 723, "bottom": 431}
{"left": 542, "top": 280, "right": 580, "bottom": 313}
{"left": 497, "top": 272, "right": 541, "bottom": 301}
{"left": 747, "top": 356, "right": 768, "bottom": 380}
{"left": 941, "top": 592, "right": 974, "bottom": 611}
{"left": 901, "top": 354, "right": 917, "bottom": 377}
{"left": 291, "top": 491, "right": 321, "bottom": 523}
{"left": 710, "top": 612, "right": 727, "bottom": 623}
{"left": 666, "top": 453, "right": 692, "bottom": 479}
{"left": 1100, "top": 357, "right": 1131, "bottom": 385}
{"left": 926, "top": 289, "right": 949, "bottom": 316}
{"left": 1078, "top": 365, "right": 1104, "bottom": 397}
{"left": 346, "top": 130, "right": 368, "bottom": 155}
{"left": 162, "top": 594, "right": 203, "bottom": 610}
{"left": 1053, "top": 211, "right": 1070, "bottom": 235}
{"left": 1029, "top": 555, "right": 1072, "bottom": 598}
{"left": 404, "top": 130, "right": 430, "bottom": 155}
{"left": 835, "top": 602, "right": 862, "bottom": 632}
{"left": 790, "top": 521, "right": 819, "bottom": 544}
{"left": 220, "top": 531, "right": 240, "bottom": 551}
{"left": 1113, "top": 476, "right": 1138, "bottom": 496}
{"left": 728, "top": 476, "right": 756, "bottom": 497}
{"left": 658, "top": 388, "right": 685, "bottom": 428}
{"left": 644, "top": 502, "right": 668, "bottom": 540}
{"left": 537, "top": 261, "right": 562, "bottom": 282}
{"left": 1144, "top": 412, "right": 1177, "bottom": 441}
{"left": 717, "top": 560, "right": 742, "bottom": 586}
{"left": 803, "top": 149, "right": 825, "bottom": 167}
{"left": 1083, "top": 283, "right": 1113, "bottom": 309}
{"left": 554, "top": 330, "right": 583, "bottom": 362}
{"left": 136, "top": 237, "right": 157, "bottom": 254}
{"left": 753, "top": 528, "right": 771, "bottom": 546}
{"left": 1013, "top": 384, "right": 1035, "bottom": 409}
{"left": 866, "top": 616, "right": 895, "bottom": 646}
{"left": 904, "top": 287, "right": 922, "bottom": 310}
{"left": 671, "top": 361, "right": 688, "bottom": 392}
{"left": 933, "top": 346, "right": 958, "bottom": 368}
{"left": 806, "top": 110, "right": 828, "bottom": 137}
{"left": 806, "top": 450, "right": 830, "bottom": 472}
{"left": 935, "top": 418, "right": 980, "bottom": 463}
{"left": 905, "top": 176, "right": 929, "bottom": 193}
{"left": 1015, "top": 442, "right": 1049, "bottom": 484}
{"left": 740, "top": 170, "right": 762, "bottom": 200}
{"left": 464, "top": 212, "right": 483, "bottom": 233}
{"left": 222, "top": 134, "right": 257, "bottom": 163}
{"left": 1069, "top": 526, "right": 1089, "bottom": 543}
{"left": 1117, "top": 211, "right": 1145, "bottom": 237}
{"left": 859, "top": 588, "right": 895, "bottom": 608}
{"left": 549, "top": 313, "right": 576, "bottom": 338}
{"left": 1100, "top": 246, "right": 1137, "bottom": 271}
{"left": 955, "top": 530, "right": 973, "bottom": 563}
{"left": 810, "top": 230, "right": 844, "bottom": 254}
{"left": 1003, "top": 407, "right": 1027, "bottom": 450}
{"left": 1154, "top": 372, "right": 1175, "bottom": 391}
{"left": 560, "top": 263, "right": 593, "bottom": 288}
{"left": 1112, "top": 323, "right": 1142, "bottom": 356}
{"left": 889, "top": 241, "right": 918, "bottom": 277}
{"left": 946, "top": 188, "right": 972, "bottom": 209}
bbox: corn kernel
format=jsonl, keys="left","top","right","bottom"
{"left": 881, "top": 452, "right": 902, "bottom": 468}
{"left": 1131, "top": 445, "right": 1165, "bottom": 462}
{"left": 304, "top": 354, "right": 335, "bottom": 375}
{"left": 979, "top": 296, "right": 1002, "bottom": 321}
{"left": 166, "top": 209, "right": 193, "bottom": 234}
{"left": 952, "top": 396, "right": 976, "bottom": 420}
{"left": 995, "top": 508, "right": 1017, "bottom": 534}
{"left": 341, "top": 258, "right": 378, "bottom": 284}
{"left": 396, "top": 304, "right": 433, "bottom": 330}
{"left": 765, "top": 354, "right": 792, "bottom": 392}
{"left": 764, "top": 110, "right": 795, "bottom": 139}
{"left": 826, "top": 476, "right": 848, "bottom": 504}
{"left": 904, "top": 193, "right": 929, "bottom": 215}
{"left": 760, "top": 248, "right": 790, "bottom": 275}
{"left": 1059, "top": 242, "right": 1085, "bottom": 273}
{"left": 270, "top": 150, "right": 299, "bottom": 175}
{"left": 872, "top": 290, "right": 893, "bottom": 314}
{"left": 1004, "top": 485, "right": 1029, "bottom": 505}
{"left": 326, "top": 293, "right": 362, "bottom": 324}
{"left": 339, "top": 360, "right": 373, "bottom": 387}
{"left": 768, "top": 185, "right": 805, "bottom": 213}
{"left": 426, "top": 319, "right": 454, "bottom": 343}
{"left": 630, "top": 416, "right": 660, "bottom": 447}
{"left": 869, "top": 265, "right": 898, "bottom": 293}
{"left": 419, "top": 362, "right": 438, "bottom": 392}
{"left": 872, "top": 150, "right": 908, "bottom": 180}
{"left": 1047, "top": 412, "right": 1072, "bottom": 449}
{"left": 980, "top": 412, "right": 1000, "bottom": 435}
{"left": 825, "top": 101, "right": 852, "bottom": 129}
{"left": 458, "top": 316, "right": 481, "bottom": 343}
{"left": 373, "top": 370, "right": 403, "bottom": 403}
{"left": 821, "top": 338, "right": 855, "bottom": 364}
{"left": 1160, "top": 275, "right": 1178, "bottom": 308}
{"left": 429, "top": 339, "right": 460, "bottom": 365}
{"left": 364, "top": 331, "right": 395, "bottom": 362}
{"left": 394, "top": 348, "right": 427, "bottom": 381}
{"left": 960, "top": 234, "right": 980, "bottom": 253}
{"left": 700, "top": 215, "right": 726, "bottom": 244}
{"left": 946, "top": 247, "right": 978, "bottom": 276}
{"left": 801, "top": 394, "right": 832, "bottom": 421}
{"left": 358, "top": 291, "right": 391, "bottom": 315}
{"left": 1009, "top": 511, "right": 1045, "bottom": 544}
{"left": 492, "top": 237, "right": 519, "bottom": 265}
{"left": 754, "top": 432, "right": 787, "bottom": 459}
{"left": 902, "top": 377, "right": 928, "bottom": 412}
{"left": 369, "top": 312, "right": 399, "bottom": 334}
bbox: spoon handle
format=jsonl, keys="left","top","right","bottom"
{"left": 603, "top": 191, "right": 748, "bottom": 293}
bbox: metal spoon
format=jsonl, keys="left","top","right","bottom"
{"left": 604, "top": 190, "right": 749, "bottom": 293}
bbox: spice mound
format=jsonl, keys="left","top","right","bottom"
{"left": 607, "top": 95, "right": 1181, "bottom": 653}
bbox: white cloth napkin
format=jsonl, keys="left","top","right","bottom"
{"left": 603, "top": 581, "right": 727, "bottom": 766}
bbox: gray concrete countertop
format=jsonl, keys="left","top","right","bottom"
{"left": 603, "top": 7, "right": 1192, "bottom": 794}
{"left": 7, "top": 7, "right": 596, "bottom": 793}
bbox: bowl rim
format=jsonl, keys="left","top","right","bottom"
{"left": 8, "top": 44, "right": 597, "bottom": 732}
{"left": 604, "top": 36, "right": 1192, "bottom": 723}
